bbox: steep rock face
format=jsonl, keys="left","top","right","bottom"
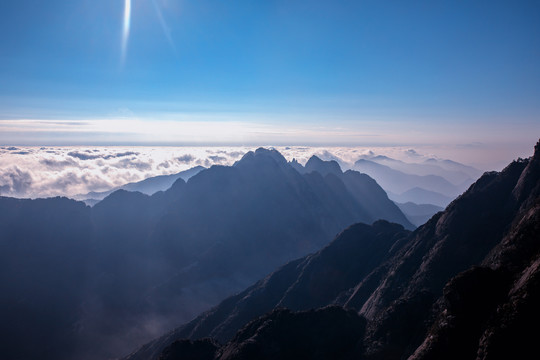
{"left": 351, "top": 157, "right": 533, "bottom": 360}
{"left": 128, "top": 141, "right": 540, "bottom": 360}
{"left": 360, "top": 142, "right": 540, "bottom": 359}
{"left": 354, "top": 159, "right": 527, "bottom": 318}
{"left": 411, "top": 198, "right": 540, "bottom": 360}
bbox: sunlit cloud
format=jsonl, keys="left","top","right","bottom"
{"left": 121, "top": 0, "right": 132, "bottom": 65}
{"left": 0, "top": 141, "right": 537, "bottom": 199}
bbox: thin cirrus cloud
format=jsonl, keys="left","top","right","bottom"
{"left": 1, "top": 115, "right": 537, "bottom": 149}
{"left": 0, "top": 117, "right": 387, "bottom": 146}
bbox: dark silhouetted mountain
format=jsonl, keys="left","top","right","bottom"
{"left": 303, "top": 155, "right": 343, "bottom": 177}
{"left": 354, "top": 159, "right": 466, "bottom": 199}
{"left": 387, "top": 187, "right": 454, "bottom": 208}
{"left": 395, "top": 202, "right": 444, "bottom": 227}
{"left": 0, "top": 197, "right": 93, "bottom": 360}
{"left": 159, "top": 339, "right": 219, "bottom": 360}
{"left": 410, "top": 142, "right": 540, "bottom": 360}
{"left": 124, "top": 220, "right": 411, "bottom": 360}
{"left": 75, "top": 165, "right": 204, "bottom": 204}
{"left": 127, "top": 141, "right": 540, "bottom": 360}
{"left": 291, "top": 155, "right": 412, "bottom": 228}
{"left": 0, "top": 148, "right": 412, "bottom": 360}
{"left": 217, "top": 306, "right": 366, "bottom": 360}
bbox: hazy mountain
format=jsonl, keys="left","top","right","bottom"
{"left": 395, "top": 202, "right": 444, "bottom": 227}
{"left": 354, "top": 155, "right": 481, "bottom": 208}
{"left": 74, "top": 165, "right": 205, "bottom": 204}
{"left": 354, "top": 159, "right": 467, "bottom": 196}
{"left": 127, "top": 141, "right": 540, "bottom": 360}
{"left": 359, "top": 154, "right": 480, "bottom": 185}
{"left": 0, "top": 148, "right": 412, "bottom": 360}
{"left": 424, "top": 157, "right": 482, "bottom": 179}
{"left": 387, "top": 187, "right": 455, "bottom": 208}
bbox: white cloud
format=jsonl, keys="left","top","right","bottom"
{"left": 0, "top": 147, "right": 252, "bottom": 198}
{"left": 0, "top": 142, "right": 534, "bottom": 199}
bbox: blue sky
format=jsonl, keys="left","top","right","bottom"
{"left": 0, "top": 0, "right": 539, "bottom": 151}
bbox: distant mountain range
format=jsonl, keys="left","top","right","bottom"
{"left": 388, "top": 187, "right": 454, "bottom": 208}
{"left": 354, "top": 155, "right": 481, "bottom": 208}
{"left": 0, "top": 148, "right": 413, "bottom": 360}
{"left": 358, "top": 154, "right": 482, "bottom": 184}
{"left": 73, "top": 165, "right": 205, "bottom": 205}
{"left": 125, "top": 140, "right": 540, "bottom": 360}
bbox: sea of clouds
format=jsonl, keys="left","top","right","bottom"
{"left": 0, "top": 145, "right": 469, "bottom": 199}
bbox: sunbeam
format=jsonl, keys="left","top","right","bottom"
{"left": 151, "top": 0, "right": 177, "bottom": 55}
{"left": 121, "top": 0, "right": 132, "bottom": 65}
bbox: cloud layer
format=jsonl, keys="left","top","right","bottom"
{"left": 0, "top": 144, "right": 525, "bottom": 199}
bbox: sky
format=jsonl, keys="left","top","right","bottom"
{"left": 0, "top": 1, "right": 539, "bottom": 158}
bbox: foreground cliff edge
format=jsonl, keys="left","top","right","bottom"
{"left": 126, "top": 140, "right": 540, "bottom": 360}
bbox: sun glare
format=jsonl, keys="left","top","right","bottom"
{"left": 121, "top": 0, "right": 132, "bottom": 65}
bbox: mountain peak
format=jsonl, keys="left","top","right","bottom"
{"left": 305, "top": 155, "right": 342, "bottom": 176}
{"left": 255, "top": 147, "right": 288, "bottom": 164}
{"left": 235, "top": 148, "right": 288, "bottom": 168}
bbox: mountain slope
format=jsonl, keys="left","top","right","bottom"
{"left": 128, "top": 141, "right": 540, "bottom": 360}
{"left": 0, "top": 148, "right": 412, "bottom": 360}
{"left": 124, "top": 221, "right": 410, "bottom": 360}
